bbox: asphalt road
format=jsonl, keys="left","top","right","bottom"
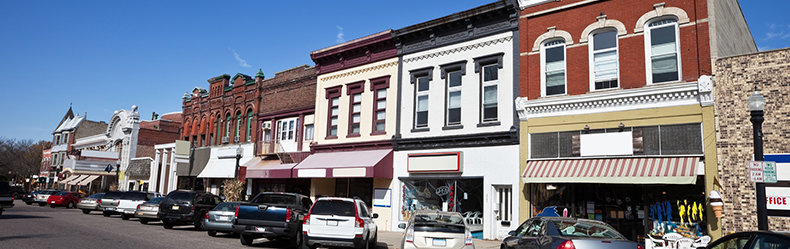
{"left": 0, "top": 200, "right": 303, "bottom": 249}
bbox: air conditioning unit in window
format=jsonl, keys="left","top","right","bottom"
{"left": 221, "top": 136, "right": 229, "bottom": 144}
{"left": 234, "top": 136, "right": 240, "bottom": 143}
{"left": 262, "top": 122, "right": 271, "bottom": 130}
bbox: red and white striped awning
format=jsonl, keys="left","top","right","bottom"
{"left": 522, "top": 157, "right": 700, "bottom": 184}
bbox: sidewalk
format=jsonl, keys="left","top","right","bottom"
{"left": 377, "top": 231, "right": 502, "bottom": 249}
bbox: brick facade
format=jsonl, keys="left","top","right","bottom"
{"left": 182, "top": 73, "right": 259, "bottom": 147}
{"left": 714, "top": 47, "right": 790, "bottom": 232}
{"left": 258, "top": 65, "right": 317, "bottom": 116}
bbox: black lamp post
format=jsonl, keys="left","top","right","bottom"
{"left": 234, "top": 146, "right": 243, "bottom": 180}
{"left": 748, "top": 91, "right": 768, "bottom": 230}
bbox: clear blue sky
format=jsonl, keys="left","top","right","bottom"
{"left": 0, "top": 0, "right": 786, "bottom": 142}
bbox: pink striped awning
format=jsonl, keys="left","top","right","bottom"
{"left": 522, "top": 157, "right": 700, "bottom": 184}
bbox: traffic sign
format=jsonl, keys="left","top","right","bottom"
{"left": 764, "top": 161, "right": 778, "bottom": 183}
{"left": 749, "top": 161, "right": 778, "bottom": 183}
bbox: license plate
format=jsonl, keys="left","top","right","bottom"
{"left": 171, "top": 206, "right": 179, "bottom": 210}
{"left": 142, "top": 206, "right": 151, "bottom": 210}
{"left": 218, "top": 216, "right": 230, "bottom": 221}
{"left": 51, "top": 201, "right": 55, "bottom": 203}
{"left": 433, "top": 239, "right": 446, "bottom": 246}
{"left": 137, "top": 212, "right": 144, "bottom": 216}
{"left": 106, "top": 207, "right": 114, "bottom": 211}
{"left": 327, "top": 220, "right": 338, "bottom": 226}
{"left": 255, "top": 227, "right": 266, "bottom": 232}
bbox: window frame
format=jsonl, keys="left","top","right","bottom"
{"left": 346, "top": 81, "right": 364, "bottom": 138}
{"left": 409, "top": 67, "right": 433, "bottom": 132}
{"left": 225, "top": 114, "right": 231, "bottom": 138}
{"left": 474, "top": 53, "right": 504, "bottom": 126}
{"left": 439, "top": 60, "right": 466, "bottom": 129}
{"left": 325, "top": 86, "right": 342, "bottom": 139}
{"left": 588, "top": 29, "right": 620, "bottom": 91}
{"left": 235, "top": 111, "right": 242, "bottom": 139}
{"left": 644, "top": 17, "right": 682, "bottom": 85}
{"left": 540, "top": 39, "right": 567, "bottom": 96}
{"left": 369, "top": 75, "right": 390, "bottom": 136}
{"left": 246, "top": 110, "right": 253, "bottom": 142}
{"left": 304, "top": 124, "right": 314, "bottom": 141}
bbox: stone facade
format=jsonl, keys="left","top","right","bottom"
{"left": 714, "top": 47, "right": 790, "bottom": 232}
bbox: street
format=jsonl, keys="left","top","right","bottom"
{"left": 0, "top": 200, "right": 302, "bottom": 249}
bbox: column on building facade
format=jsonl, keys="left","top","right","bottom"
{"left": 152, "top": 149, "right": 161, "bottom": 193}
{"left": 160, "top": 148, "right": 169, "bottom": 194}
{"left": 168, "top": 147, "right": 177, "bottom": 194}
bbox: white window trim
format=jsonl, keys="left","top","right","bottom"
{"left": 644, "top": 17, "right": 682, "bottom": 85}
{"left": 481, "top": 64, "right": 499, "bottom": 123}
{"left": 588, "top": 29, "right": 620, "bottom": 92}
{"left": 445, "top": 71, "right": 463, "bottom": 126}
{"left": 540, "top": 39, "right": 567, "bottom": 97}
{"left": 414, "top": 76, "right": 430, "bottom": 129}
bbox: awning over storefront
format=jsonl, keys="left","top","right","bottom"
{"left": 244, "top": 157, "right": 296, "bottom": 179}
{"left": 76, "top": 175, "right": 100, "bottom": 186}
{"left": 58, "top": 175, "right": 79, "bottom": 184}
{"left": 197, "top": 146, "right": 255, "bottom": 179}
{"left": 67, "top": 175, "right": 90, "bottom": 185}
{"left": 293, "top": 149, "right": 393, "bottom": 178}
{"left": 176, "top": 147, "right": 210, "bottom": 176}
{"left": 522, "top": 157, "right": 700, "bottom": 184}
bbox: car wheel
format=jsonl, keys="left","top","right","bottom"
{"left": 207, "top": 230, "right": 217, "bottom": 237}
{"left": 194, "top": 216, "right": 205, "bottom": 230}
{"left": 301, "top": 236, "right": 316, "bottom": 249}
{"left": 67, "top": 202, "right": 75, "bottom": 209}
{"left": 163, "top": 221, "right": 174, "bottom": 229}
{"left": 50, "top": 205, "right": 56, "bottom": 208}
{"left": 121, "top": 214, "right": 130, "bottom": 220}
{"left": 82, "top": 209, "right": 90, "bottom": 214}
{"left": 38, "top": 203, "right": 46, "bottom": 206}
{"left": 140, "top": 218, "right": 149, "bottom": 224}
{"left": 240, "top": 234, "right": 254, "bottom": 246}
{"left": 103, "top": 211, "right": 111, "bottom": 217}
{"left": 288, "top": 228, "right": 303, "bottom": 248}
{"left": 368, "top": 233, "right": 377, "bottom": 249}
{"left": 25, "top": 202, "right": 32, "bottom": 205}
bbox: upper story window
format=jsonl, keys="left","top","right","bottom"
{"left": 225, "top": 114, "right": 231, "bottom": 137}
{"left": 346, "top": 81, "right": 364, "bottom": 137}
{"left": 646, "top": 18, "right": 681, "bottom": 84}
{"left": 54, "top": 135, "right": 60, "bottom": 145}
{"left": 542, "top": 40, "right": 566, "bottom": 96}
{"left": 304, "top": 124, "right": 314, "bottom": 141}
{"left": 410, "top": 67, "right": 433, "bottom": 131}
{"left": 63, "top": 133, "right": 69, "bottom": 144}
{"left": 474, "top": 53, "right": 503, "bottom": 125}
{"left": 446, "top": 71, "right": 463, "bottom": 126}
{"left": 370, "top": 76, "right": 390, "bottom": 135}
{"left": 246, "top": 110, "right": 253, "bottom": 142}
{"left": 235, "top": 111, "right": 242, "bottom": 139}
{"left": 325, "top": 86, "right": 342, "bottom": 139}
{"left": 590, "top": 30, "right": 619, "bottom": 90}
{"left": 277, "top": 119, "right": 296, "bottom": 141}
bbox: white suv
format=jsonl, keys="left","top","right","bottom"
{"left": 303, "top": 197, "right": 378, "bottom": 249}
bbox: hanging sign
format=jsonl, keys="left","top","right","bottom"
{"left": 750, "top": 161, "right": 778, "bottom": 183}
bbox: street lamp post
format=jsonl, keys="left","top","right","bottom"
{"left": 234, "top": 146, "right": 243, "bottom": 180}
{"left": 748, "top": 91, "right": 768, "bottom": 230}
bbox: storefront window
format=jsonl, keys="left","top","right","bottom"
{"left": 251, "top": 178, "right": 310, "bottom": 197}
{"left": 335, "top": 178, "right": 373, "bottom": 208}
{"left": 400, "top": 178, "right": 483, "bottom": 229}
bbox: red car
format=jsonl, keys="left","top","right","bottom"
{"left": 47, "top": 191, "right": 83, "bottom": 208}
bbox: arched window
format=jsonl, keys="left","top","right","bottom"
{"left": 235, "top": 111, "right": 242, "bottom": 140}
{"left": 246, "top": 110, "right": 253, "bottom": 142}
{"left": 541, "top": 39, "right": 566, "bottom": 96}
{"left": 225, "top": 114, "right": 231, "bottom": 138}
{"left": 645, "top": 18, "right": 681, "bottom": 84}
{"left": 589, "top": 29, "right": 619, "bottom": 90}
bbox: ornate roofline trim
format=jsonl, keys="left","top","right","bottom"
{"left": 403, "top": 35, "right": 513, "bottom": 64}
{"left": 318, "top": 61, "right": 398, "bottom": 82}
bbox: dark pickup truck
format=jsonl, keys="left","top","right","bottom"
{"left": 234, "top": 192, "right": 313, "bottom": 247}
{"left": 0, "top": 181, "right": 15, "bottom": 216}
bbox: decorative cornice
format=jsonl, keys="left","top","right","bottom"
{"left": 403, "top": 36, "right": 513, "bottom": 64}
{"left": 319, "top": 61, "right": 398, "bottom": 82}
{"left": 634, "top": 4, "right": 690, "bottom": 33}
{"left": 392, "top": 129, "right": 519, "bottom": 151}
{"left": 516, "top": 82, "right": 702, "bottom": 120}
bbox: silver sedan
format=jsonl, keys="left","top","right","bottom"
{"left": 204, "top": 202, "right": 243, "bottom": 237}
{"left": 77, "top": 193, "right": 105, "bottom": 214}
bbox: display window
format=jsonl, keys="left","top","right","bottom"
{"left": 400, "top": 178, "right": 484, "bottom": 232}
{"left": 251, "top": 178, "right": 310, "bottom": 197}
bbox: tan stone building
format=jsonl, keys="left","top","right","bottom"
{"left": 714, "top": 47, "right": 790, "bottom": 232}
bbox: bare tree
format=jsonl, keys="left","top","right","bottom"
{"left": 0, "top": 137, "right": 46, "bottom": 183}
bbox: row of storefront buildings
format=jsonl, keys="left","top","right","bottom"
{"left": 37, "top": 0, "right": 790, "bottom": 242}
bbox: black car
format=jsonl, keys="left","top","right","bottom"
{"left": 0, "top": 182, "right": 15, "bottom": 216}
{"left": 21, "top": 191, "right": 40, "bottom": 205}
{"left": 157, "top": 190, "right": 220, "bottom": 230}
{"left": 707, "top": 231, "right": 790, "bottom": 249}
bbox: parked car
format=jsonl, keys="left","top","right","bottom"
{"left": 398, "top": 210, "right": 474, "bottom": 249}
{"left": 302, "top": 197, "right": 378, "bottom": 249}
{"left": 22, "top": 191, "right": 40, "bottom": 205}
{"left": 157, "top": 190, "right": 220, "bottom": 230}
{"left": 205, "top": 201, "right": 243, "bottom": 237}
{"left": 117, "top": 191, "right": 161, "bottom": 220}
{"left": 135, "top": 196, "right": 164, "bottom": 224}
{"left": 235, "top": 192, "right": 312, "bottom": 247}
{"left": 77, "top": 193, "right": 105, "bottom": 214}
{"left": 501, "top": 216, "right": 641, "bottom": 249}
{"left": 11, "top": 185, "right": 25, "bottom": 199}
{"left": 100, "top": 191, "right": 125, "bottom": 217}
{"left": 46, "top": 191, "right": 84, "bottom": 208}
{"left": 706, "top": 231, "right": 790, "bottom": 249}
{"left": 34, "top": 189, "right": 59, "bottom": 206}
{"left": 0, "top": 181, "right": 14, "bottom": 216}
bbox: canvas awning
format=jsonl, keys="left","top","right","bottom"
{"left": 176, "top": 147, "right": 210, "bottom": 176}
{"left": 244, "top": 157, "right": 296, "bottom": 179}
{"left": 521, "top": 157, "right": 700, "bottom": 184}
{"left": 292, "top": 149, "right": 393, "bottom": 178}
{"left": 58, "top": 175, "right": 79, "bottom": 184}
{"left": 76, "top": 175, "right": 100, "bottom": 186}
{"left": 197, "top": 146, "right": 254, "bottom": 178}
{"left": 67, "top": 175, "right": 90, "bottom": 185}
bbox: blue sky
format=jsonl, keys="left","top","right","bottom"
{"left": 0, "top": 0, "right": 786, "bottom": 142}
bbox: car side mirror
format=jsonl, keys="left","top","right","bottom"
{"left": 372, "top": 213, "right": 379, "bottom": 219}
{"left": 508, "top": 230, "right": 516, "bottom": 236}
{"left": 398, "top": 223, "right": 406, "bottom": 229}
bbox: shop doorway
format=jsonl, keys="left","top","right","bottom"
{"left": 335, "top": 178, "right": 373, "bottom": 207}
{"left": 493, "top": 185, "right": 514, "bottom": 239}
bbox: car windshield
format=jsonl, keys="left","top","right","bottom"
{"left": 414, "top": 212, "right": 465, "bottom": 225}
{"left": 251, "top": 194, "right": 296, "bottom": 205}
{"left": 146, "top": 197, "right": 164, "bottom": 204}
{"left": 88, "top": 193, "right": 104, "bottom": 199}
{"left": 213, "top": 202, "right": 240, "bottom": 211}
{"left": 54, "top": 192, "right": 70, "bottom": 196}
{"left": 120, "top": 192, "right": 147, "bottom": 200}
{"left": 550, "top": 219, "right": 625, "bottom": 239}
{"left": 167, "top": 192, "right": 194, "bottom": 202}
{"left": 103, "top": 191, "right": 124, "bottom": 199}
{"left": 310, "top": 200, "right": 355, "bottom": 216}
